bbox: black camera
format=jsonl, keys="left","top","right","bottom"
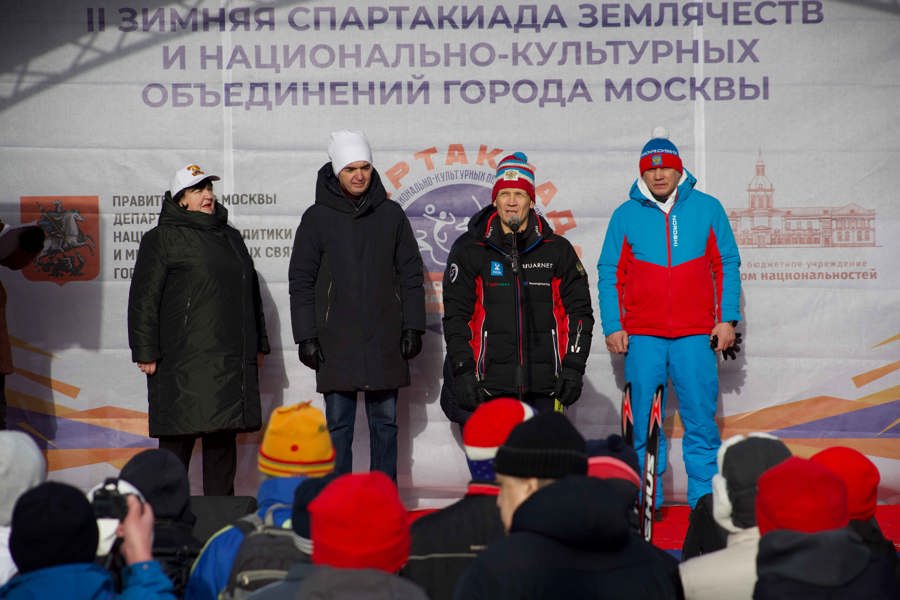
{"left": 91, "top": 477, "right": 130, "bottom": 520}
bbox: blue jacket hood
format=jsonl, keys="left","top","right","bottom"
{"left": 256, "top": 475, "right": 308, "bottom": 520}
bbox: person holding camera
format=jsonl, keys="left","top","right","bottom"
{"left": 0, "top": 480, "right": 175, "bottom": 599}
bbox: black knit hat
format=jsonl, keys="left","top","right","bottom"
{"left": 712, "top": 433, "right": 792, "bottom": 531}
{"left": 494, "top": 411, "right": 587, "bottom": 478}
{"left": 120, "top": 448, "right": 195, "bottom": 525}
{"left": 292, "top": 472, "right": 339, "bottom": 539}
{"left": 10, "top": 481, "right": 99, "bottom": 573}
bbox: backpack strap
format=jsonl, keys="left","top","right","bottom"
{"left": 232, "top": 502, "right": 292, "bottom": 534}
{"left": 232, "top": 511, "right": 263, "bottom": 536}
{"left": 261, "top": 503, "right": 291, "bottom": 528}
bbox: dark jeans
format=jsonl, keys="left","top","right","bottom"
{"left": 324, "top": 389, "right": 398, "bottom": 481}
{"left": 158, "top": 430, "right": 237, "bottom": 496}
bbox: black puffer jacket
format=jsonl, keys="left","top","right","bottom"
{"left": 288, "top": 164, "right": 425, "bottom": 392}
{"left": 442, "top": 206, "right": 593, "bottom": 399}
{"left": 128, "top": 194, "right": 269, "bottom": 436}
{"left": 453, "top": 476, "right": 683, "bottom": 599}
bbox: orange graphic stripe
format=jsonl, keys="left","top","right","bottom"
{"left": 874, "top": 333, "right": 900, "bottom": 348}
{"left": 778, "top": 438, "right": 900, "bottom": 461}
{"left": 881, "top": 417, "right": 900, "bottom": 437}
{"left": 9, "top": 336, "right": 54, "bottom": 358}
{"left": 15, "top": 421, "right": 57, "bottom": 448}
{"left": 853, "top": 361, "right": 900, "bottom": 388}
{"left": 7, "top": 389, "right": 80, "bottom": 417}
{"left": 12, "top": 367, "right": 80, "bottom": 398}
{"left": 46, "top": 448, "right": 148, "bottom": 472}
{"left": 664, "top": 386, "right": 899, "bottom": 441}
{"left": 70, "top": 408, "right": 149, "bottom": 438}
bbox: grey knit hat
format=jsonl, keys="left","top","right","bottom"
{"left": 0, "top": 431, "right": 46, "bottom": 526}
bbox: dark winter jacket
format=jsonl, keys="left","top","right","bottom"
{"left": 402, "top": 483, "right": 504, "bottom": 600}
{"left": 454, "top": 476, "right": 682, "bottom": 600}
{"left": 128, "top": 194, "right": 269, "bottom": 437}
{"left": 288, "top": 164, "right": 426, "bottom": 392}
{"left": 300, "top": 567, "right": 428, "bottom": 600}
{"left": 442, "top": 206, "right": 593, "bottom": 400}
{"left": 754, "top": 528, "right": 900, "bottom": 599}
{"left": 249, "top": 565, "right": 428, "bottom": 600}
{"left": 848, "top": 517, "right": 900, "bottom": 589}
{"left": 119, "top": 448, "right": 202, "bottom": 596}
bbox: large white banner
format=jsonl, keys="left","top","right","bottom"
{"left": 1, "top": 1, "right": 898, "bottom": 505}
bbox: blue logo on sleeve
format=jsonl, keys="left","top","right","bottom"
{"left": 490, "top": 261, "right": 504, "bottom": 276}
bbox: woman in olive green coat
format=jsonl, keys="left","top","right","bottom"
{"left": 128, "top": 164, "right": 269, "bottom": 495}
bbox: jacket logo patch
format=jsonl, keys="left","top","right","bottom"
{"left": 490, "top": 261, "right": 503, "bottom": 276}
{"left": 576, "top": 261, "right": 586, "bottom": 276}
{"left": 522, "top": 261, "right": 553, "bottom": 270}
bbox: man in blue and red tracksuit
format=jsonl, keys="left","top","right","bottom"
{"left": 442, "top": 152, "right": 593, "bottom": 417}
{"left": 597, "top": 129, "right": 742, "bottom": 509}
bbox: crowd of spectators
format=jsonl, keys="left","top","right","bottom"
{"left": 0, "top": 402, "right": 897, "bottom": 599}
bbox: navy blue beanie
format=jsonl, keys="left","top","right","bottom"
{"left": 292, "top": 473, "right": 339, "bottom": 539}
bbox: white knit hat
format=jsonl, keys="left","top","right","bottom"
{"left": 327, "top": 130, "right": 372, "bottom": 175}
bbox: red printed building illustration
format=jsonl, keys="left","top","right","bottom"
{"left": 728, "top": 153, "right": 875, "bottom": 248}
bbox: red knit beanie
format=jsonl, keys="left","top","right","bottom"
{"left": 755, "top": 456, "right": 848, "bottom": 535}
{"left": 810, "top": 446, "right": 880, "bottom": 521}
{"left": 309, "top": 472, "right": 410, "bottom": 573}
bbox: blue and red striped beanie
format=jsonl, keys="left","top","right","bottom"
{"left": 639, "top": 128, "right": 683, "bottom": 174}
{"left": 492, "top": 152, "right": 535, "bottom": 201}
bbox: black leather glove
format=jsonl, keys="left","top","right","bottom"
{"left": 710, "top": 330, "right": 743, "bottom": 360}
{"left": 453, "top": 370, "right": 482, "bottom": 411}
{"left": 20, "top": 226, "right": 46, "bottom": 253}
{"left": 722, "top": 331, "right": 742, "bottom": 360}
{"left": 298, "top": 338, "right": 324, "bottom": 371}
{"left": 554, "top": 367, "right": 584, "bottom": 407}
{"left": 400, "top": 329, "right": 423, "bottom": 360}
